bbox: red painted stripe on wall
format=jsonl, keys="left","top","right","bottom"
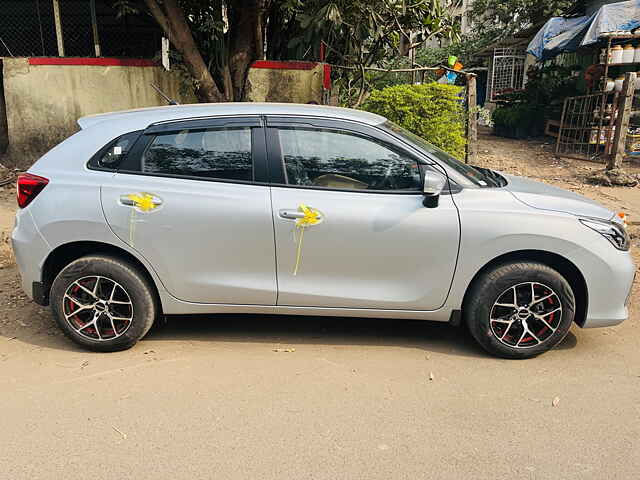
{"left": 251, "top": 60, "right": 317, "bottom": 70}
{"left": 28, "top": 57, "right": 157, "bottom": 67}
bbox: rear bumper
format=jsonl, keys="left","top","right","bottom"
{"left": 11, "top": 209, "right": 50, "bottom": 303}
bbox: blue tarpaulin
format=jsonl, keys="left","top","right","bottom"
{"left": 527, "top": 16, "right": 590, "bottom": 59}
{"left": 527, "top": 0, "right": 640, "bottom": 60}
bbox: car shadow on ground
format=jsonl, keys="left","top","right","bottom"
{"left": 2, "top": 309, "right": 579, "bottom": 358}
{"left": 147, "top": 313, "right": 579, "bottom": 358}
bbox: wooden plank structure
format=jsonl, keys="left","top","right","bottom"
{"left": 610, "top": 72, "right": 636, "bottom": 169}
{"left": 466, "top": 75, "right": 478, "bottom": 165}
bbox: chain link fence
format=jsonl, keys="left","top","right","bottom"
{"left": 0, "top": 0, "right": 162, "bottom": 58}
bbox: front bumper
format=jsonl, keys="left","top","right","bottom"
{"left": 579, "top": 247, "right": 636, "bottom": 328}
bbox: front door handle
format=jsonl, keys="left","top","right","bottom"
{"left": 279, "top": 209, "right": 306, "bottom": 220}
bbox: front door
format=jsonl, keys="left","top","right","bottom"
{"left": 100, "top": 117, "right": 277, "bottom": 305}
{"left": 266, "top": 118, "right": 460, "bottom": 311}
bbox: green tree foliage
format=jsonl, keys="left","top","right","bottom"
{"left": 361, "top": 83, "right": 466, "bottom": 159}
{"left": 116, "top": 0, "right": 461, "bottom": 104}
{"left": 469, "top": 0, "right": 578, "bottom": 41}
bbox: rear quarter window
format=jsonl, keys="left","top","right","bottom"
{"left": 88, "top": 131, "right": 142, "bottom": 170}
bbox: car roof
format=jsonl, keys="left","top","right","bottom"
{"left": 77, "top": 102, "right": 387, "bottom": 130}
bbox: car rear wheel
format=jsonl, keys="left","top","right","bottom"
{"left": 464, "top": 261, "right": 575, "bottom": 359}
{"left": 50, "top": 255, "right": 157, "bottom": 352}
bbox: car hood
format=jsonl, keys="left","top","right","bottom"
{"left": 501, "top": 173, "right": 614, "bottom": 220}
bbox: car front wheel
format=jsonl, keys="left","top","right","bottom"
{"left": 50, "top": 255, "right": 157, "bottom": 352}
{"left": 464, "top": 261, "right": 575, "bottom": 359}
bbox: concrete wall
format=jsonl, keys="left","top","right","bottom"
{"left": 1, "top": 58, "right": 196, "bottom": 168}
{"left": 0, "top": 58, "right": 326, "bottom": 168}
{"left": 246, "top": 63, "right": 324, "bottom": 104}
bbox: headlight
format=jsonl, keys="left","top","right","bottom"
{"left": 579, "top": 217, "right": 630, "bottom": 251}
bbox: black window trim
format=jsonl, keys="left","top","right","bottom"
{"left": 87, "top": 116, "right": 270, "bottom": 186}
{"left": 265, "top": 116, "right": 437, "bottom": 195}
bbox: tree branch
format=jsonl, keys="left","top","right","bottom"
{"left": 143, "top": 0, "right": 170, "bottom": 38}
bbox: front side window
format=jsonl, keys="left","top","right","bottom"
{"left": 383, "top": 121, "right": 504, "bottom": 187}
{"left": 278, "top": 128, "right": 422, "bottom": 191}
{"left": 142, "top": 127, "right": 252, "bottom": 181}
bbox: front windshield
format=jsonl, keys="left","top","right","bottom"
{"left": 382, "top": 121, "right": 500, "bottom": 187}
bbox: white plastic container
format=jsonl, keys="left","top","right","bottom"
{"left": 635, "top": 46, "right": 640, "bottom": 63}
{"left": 622, "top": 45, "right": 635, "bottom": 63}
{"left": 611, "top": 45, "right": 624, "bottom": 63}
{"left": 614, "top": 75, "right": 625, "bottom": 92}
{"left": 605, "top": 77, "right": 615, "bottom": 91}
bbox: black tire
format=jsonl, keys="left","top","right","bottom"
{"left": 464, "top": 261, "right": 575, "bottom": 359}
{"left": 50, "top": 255, "right": 157, "bottom": 352}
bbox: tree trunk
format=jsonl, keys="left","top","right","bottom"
{"left": 145, "top": 0, "right": 224, "bottom": 103}
{"left": 227, "top": 0, "right": 266, "bottom": 101}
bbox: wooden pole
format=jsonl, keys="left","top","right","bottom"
{"left": 466, "top": 75, "right": 478, "bottom": 165}
{"left": 0, "top": 59, "right": 9, "bottom": 154}
{"left": 90, "top": 0, "right": 101, "bottom": 57}
{"left": 609, "top": 72, "right": 636, "bottom": 170}
{"left": 52, "top": 0, "right": 65, "bottom": 57}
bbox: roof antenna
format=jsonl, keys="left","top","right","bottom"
{"left": 150, "top": 83, "right": 179, "bottom": 105}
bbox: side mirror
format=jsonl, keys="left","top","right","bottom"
{"left": 423, "top": 171, "right": 446, "bottom": 208}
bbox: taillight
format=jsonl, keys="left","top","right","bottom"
{"left": 17, "top": 173, "right": 49, "bottom": 208}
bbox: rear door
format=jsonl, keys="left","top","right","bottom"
{"left": 265, "top": 117, "right": 460, "bottom": 311}
{"left": 98, "top": 116, "right": 277, "bottom": 305}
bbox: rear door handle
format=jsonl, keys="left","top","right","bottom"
{"left": 119, "top": 194, "right": 163, "bottom": 209}
{"left": 279, "top": 209, "right": 306, "bottom": 219}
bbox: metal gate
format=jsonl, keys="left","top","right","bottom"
{"left": 487, "top": 48, "right": 526, "bottom": 102}
{"left": 556, "top": 91, "right": 615, "bottom": 162}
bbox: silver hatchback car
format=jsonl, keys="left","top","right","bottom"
{"left": 12, "top": 103, "right": 635, "bottom": 358}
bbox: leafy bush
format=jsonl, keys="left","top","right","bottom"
{"left": 492, "top": 104, "right": 545, "bottom": 139}
{"left": 361, "top": 83, "right": 466, "bottom": 159}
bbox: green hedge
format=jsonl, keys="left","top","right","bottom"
{"left": 360, "top": 83, "right": 466, "bottom": 159}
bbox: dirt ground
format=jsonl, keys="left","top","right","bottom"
{"left": 1, "top": 133, "right": 639, "bottom": 479}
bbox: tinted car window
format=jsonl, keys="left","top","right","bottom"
{"left": 278, "top": 128, "right": 421, "bottom": 191}
{"left": 95, "top": 131, "right": 141, "bottom": 169}
{"left": 142, "top": 127, "right": 252, "bottom": 181}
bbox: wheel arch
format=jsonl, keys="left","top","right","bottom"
{"left": 41, "top": 241, "right": 162, "bottom": 311}
{"left": 461, "top": 249, "right": 588, "bottom": 327}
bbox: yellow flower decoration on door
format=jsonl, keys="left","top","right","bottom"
{"left": 293, "top": 204, "right": 322, "bottom": 276}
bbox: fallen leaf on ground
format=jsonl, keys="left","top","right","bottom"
{"left": 429, "top": 372, "right": 435, "bottom": 381}
{"left": 552, "top": 396, "right": 560, "bottom": 407}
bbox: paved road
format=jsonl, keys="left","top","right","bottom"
{"left": 1, "top": 304, "right": 639, "bottom": 479}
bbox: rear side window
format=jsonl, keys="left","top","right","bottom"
{"left": 92, "top": 131, "right": 141, "bottom": 169}
{"left": 141, "top": 127, "right": 252, "bottom": 181}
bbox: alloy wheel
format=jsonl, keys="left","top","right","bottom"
{"left": 489, "top": 282, "right": 562, "bottom": 349}
{"left": 62, "top": 275, "right": 134, "bottom": 341}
